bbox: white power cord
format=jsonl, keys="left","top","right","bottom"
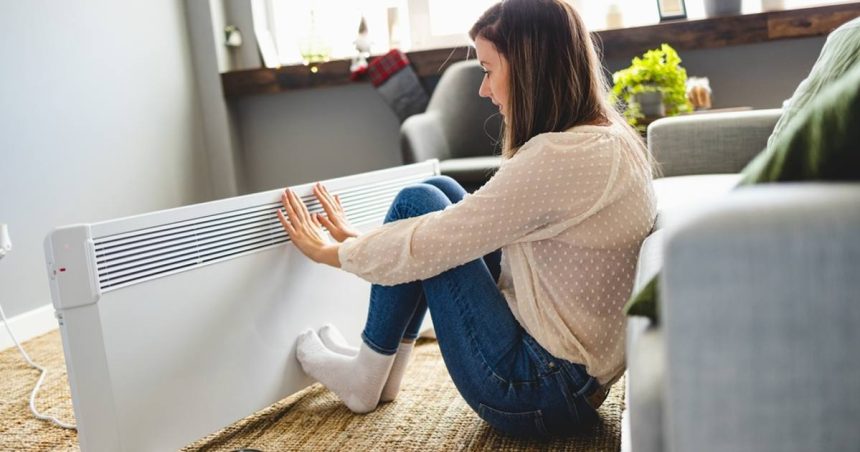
{"left": 0, "top": 224, "right": 76, "bottom": 430}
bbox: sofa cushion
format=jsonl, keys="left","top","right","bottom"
{"left": 624, "top": 175, "right": 738, "bottom": 318}
{"left": 626, "top": 59, "right": 860, "bottom": 322}
{"left": 652, "top": 174, "right": 741, "bottom": 230}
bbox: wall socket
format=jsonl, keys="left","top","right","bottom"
{"left": 0, "top": 224, "right": 11, "bottom": 259}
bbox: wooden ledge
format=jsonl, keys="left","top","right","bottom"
{"left": 222, "top": 3, "right": 860, "bottom": 99}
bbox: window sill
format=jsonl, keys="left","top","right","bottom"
{"left": 221, "top": 3, "right": 859, "bottom": 99}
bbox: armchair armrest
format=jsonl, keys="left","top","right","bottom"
{"left": 626, "top": 318, "right": 665, "bottom": 452}
{"left": 625, "top": 230, "right": 666, "bottom": 452}
{"left": 648, "top": 109, "right": 781, "bottom": 177}
{"left": 660, "top": 184, "right": 860, "bottom": 452}
{"left": 400, "top": 111, "right": 450, "bottom": 164}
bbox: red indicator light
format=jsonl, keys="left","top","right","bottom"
{"left": 59, "top": 268, "right": 66, "bottom": 272}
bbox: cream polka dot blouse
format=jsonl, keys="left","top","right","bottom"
{"left": 339, "top": 121, "right": 657, "bottom": 384}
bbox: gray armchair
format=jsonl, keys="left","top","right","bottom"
{"left": 400, "top": 60, "right": 503, "bottom": 192}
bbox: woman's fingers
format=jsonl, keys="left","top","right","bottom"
{"left": 319, "top": 183, "right": 339, "bottom": 209}
{"left": 281, "top": 190, "right": 298, "bottom": 225}
{"left": 317, "top": 182, "right": 343, "bottom": 213}
{"left": 276, "top": 188, "right": 335, "bottom": 264}
{"left": 276, "top": 208, "right": 295, "bottom": 236}
{"left": 318, "top": 214, "right": 336, "bottom": 231}
{"left": 315, "top": 185, "right": 351, "bottom": 238}
{"left": 315, "top": 183, "right": 342, "bottom": 218}
{"left": 288, "top": 189, "right": 312, "bottom": 224}
{"left": 281, "top": 189, "right": 309, "bottom": 236}
{"left": 282, "top": 187, "right": 346, "bottom": 241}
{"left": 313, "top": 184, "right": 336, "bottom": 218}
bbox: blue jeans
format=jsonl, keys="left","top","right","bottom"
{"left": 361, "top": 175, "right": 601, "bottom": 437}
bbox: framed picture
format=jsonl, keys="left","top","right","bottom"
{"left": 657, "top": 0, "right": 687, "bottom": 21}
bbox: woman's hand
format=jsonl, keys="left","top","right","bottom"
{"left": 312, "top": 182, "right": 359, "bottom": 242}
{"left": 277, "top": 188, "right": 341, "bottom": 268}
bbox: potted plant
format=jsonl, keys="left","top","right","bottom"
{"left": 611, "top": 43, "right": 692, "bottom": 131}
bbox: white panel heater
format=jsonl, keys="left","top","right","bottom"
{"left": 44, "top": 161, "right": 439, "bottom": 451}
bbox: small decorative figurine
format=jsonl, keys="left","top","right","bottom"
{"left": 351, "top": 16, "right": 371, "bottom": 74}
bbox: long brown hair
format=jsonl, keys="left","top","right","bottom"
{"left": 469, "top": 0, "right": 644, "bottom": 159}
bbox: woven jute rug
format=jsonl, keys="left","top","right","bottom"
{"left": 1, "top": 330, "right": 625, "bottom": 451}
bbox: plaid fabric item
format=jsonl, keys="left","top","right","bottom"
{"left": 368, "top": 49, "right": 411, "bottom": 87}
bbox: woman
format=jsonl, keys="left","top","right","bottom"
{"left": 277, "top": 0, "right": 656, "bottom": 437}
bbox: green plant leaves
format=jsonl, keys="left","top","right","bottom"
{"left": 610, "top": 44, "right": 693, "bottom": 131}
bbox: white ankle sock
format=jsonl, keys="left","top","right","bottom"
{"left": 379, "top": 341, "right": 413, "bottom": 402}
{"left": 318, "top": 324, "right": 359, "bottom": 355}
{"left": 296, "top": 329, "right": 394, "bottom": 413}
{"left": 318, "top": 324, "right": 414, "bottom": 402}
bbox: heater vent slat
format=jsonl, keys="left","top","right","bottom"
{"left": 98, "top": 223, "right": 285, "bottom": 276}
{"left": 96, "top": 216, "right": 282, "bottom": 266}
{"left": 93, "top": 170, "right": 434, "bottom": 292}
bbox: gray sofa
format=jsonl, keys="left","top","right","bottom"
{"left": 624, "top": 109, "right": 860, "bottom": 452}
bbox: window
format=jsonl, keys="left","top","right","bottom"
{"left": 267, "top": 0, "right": 399, "bottom": 65}
{"left": 258, "top": 0, "right": 849, "bottom": 66}
{"left": 406, "top": 0, "right": 495, "bottom": 51}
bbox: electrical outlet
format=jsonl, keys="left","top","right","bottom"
{"left": 0, "top": 224, "right": 11, "bottom": 259}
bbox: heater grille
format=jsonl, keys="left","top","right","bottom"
{"left": 93, "top": 174, "right": 424, "bottom": 292}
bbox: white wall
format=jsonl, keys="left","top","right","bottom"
{"left": 236, "top": 84, "right": 402, "bottom": 193}
{"left": 233, "top": 37, "right": 826, "bottom": 192}
{"left": 0, "top": 1, "right": 212, "bottom": 318}
{"left": 186, "top": 0, "right": 245, "bottom": 197}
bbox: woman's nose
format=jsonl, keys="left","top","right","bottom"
{"left": 478, "top": 77, "right": 490, "bottom": 98}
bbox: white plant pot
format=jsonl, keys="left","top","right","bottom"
{"left": 761, "top": 0, "right": 784, "bottom": 11}
{"left": 634, "top": 91, "right": 665, "bottom": 118}
{"left": 705, "top": 0, "right": 741, "bottom": 17}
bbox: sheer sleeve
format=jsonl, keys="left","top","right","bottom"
{"left": 338, "top": 132, "right": 621, "bottom": 285}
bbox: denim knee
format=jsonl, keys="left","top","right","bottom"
{"left": 422, "top": 175, "right": 467, "bottom": 204}
{"left": 422, "top": 175, "right": 462, "bottom": 193}
{"left": 390, "top": 183, "right": 451, "bottom": 219}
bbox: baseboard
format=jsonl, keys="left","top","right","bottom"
{"left": 621, "top": 407, "right": 631, "bottom": 452}
{"left": 621, "top": 370, "right": 631, "bottom": 452}
{"left": 0, "top": 303, "right": 427, "bottom": 351}
{"left": 0, "top": 304, "right": 58, "bottom": 351}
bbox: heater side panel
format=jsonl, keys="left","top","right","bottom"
{"left": 57, "top": 305, "right": 122, "bottom": 451}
